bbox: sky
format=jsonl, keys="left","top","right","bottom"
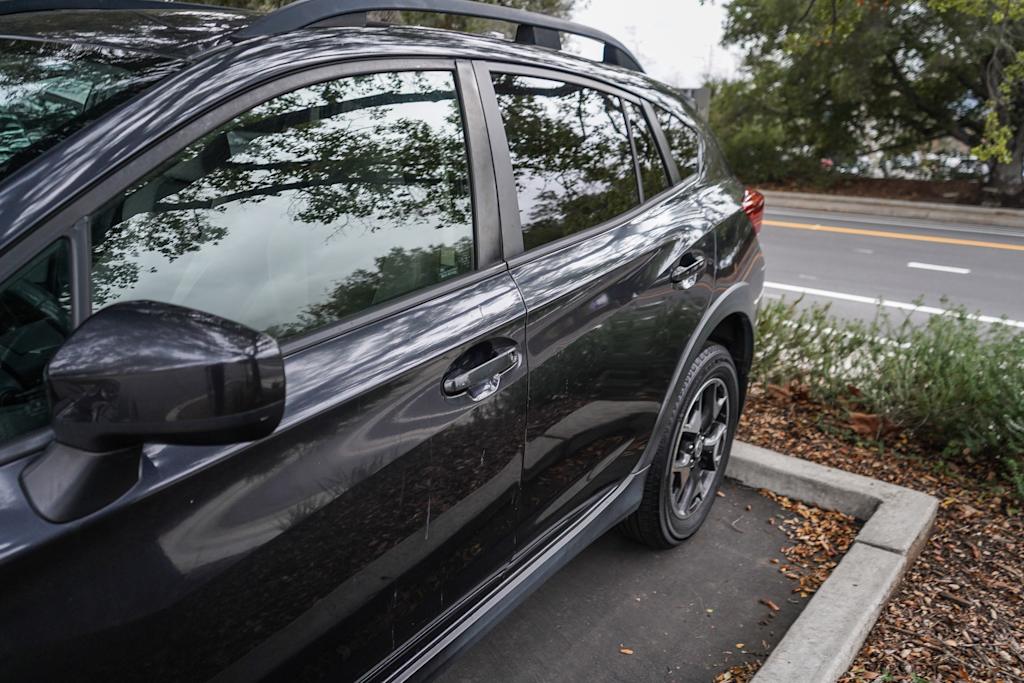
{"left": 569, "top": 0, "right": 742, "bottom": 88}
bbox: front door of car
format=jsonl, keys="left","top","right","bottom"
{"left": 476, "top": 64, "right": 715, "bottom": 551}
{"left": 0, "top": 60, "right": 526, "bottom": 682}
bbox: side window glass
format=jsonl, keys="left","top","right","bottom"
{"left": 0, "top": 240, "right": 71, "bottom": 443}
{"left": 653, "top": 105, "right": 700, "bottom": 182}
{"left": 624, "top": 101, "right": 670, "bottom": 199}
{"left": 491, "top": 74, "right": 638, "bottom": 251}
{"left": 91, "top": 70, "right": 474, "bottom": 340}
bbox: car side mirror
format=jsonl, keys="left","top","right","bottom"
{"left": 21, "top": 300, "right": 286, "bottom": 522}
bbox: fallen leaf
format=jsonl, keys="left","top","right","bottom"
{"left": 848, "top": 411, "right": 882, "bottom": 437}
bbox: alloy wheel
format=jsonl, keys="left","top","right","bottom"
{"left": 667, "top": 377, "right": 730, "bottom": 519}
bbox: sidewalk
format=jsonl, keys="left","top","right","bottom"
{"left": 763, "top": 190, "right": 1024, "bottom": 230}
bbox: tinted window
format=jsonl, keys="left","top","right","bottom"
{"left": 653, "top": 105, "right": 700, "bottom": 181}
{"left": 91, "top": 71, "right": 474, "bottom": 339}
{"left": 0, "top": 240, "right": 71, "bottom": 443}
{"left": 491, "top": 74, "right": 638, "bottom": 251}
{"left": 0, "top": 39, "right": 181, "bottom": 180}
{"left": 624, "top": 101, "right": 670, "bottom": 199}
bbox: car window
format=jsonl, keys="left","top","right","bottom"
{"left": 90, "top": 70, "right": 474, "bottom": 340}
{"left": 491, "top": 73, "right": 639, "bottom": 251}
{"left": 0, "top": 240, "right": 71, "bottom": 444}
{"left": 624, "top": 101, "right": 670, "bottom": 199}
{"left": 653, "top": 105, "right": 700, "bottom": 182}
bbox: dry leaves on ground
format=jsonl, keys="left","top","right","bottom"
{"left": 713, "top": 661, "right": 761, "bottom": 682}
{"left": 738, "top": 385, "right": 1024, "bottom": 683}
{"left": 713, "top": 470, "right": 859, "bottom": 682}
{"left": 760, "top": 489, "right": 858, "bottom": 598}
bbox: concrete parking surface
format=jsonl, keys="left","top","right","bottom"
{"left": 439, "top": 481, "right": 810, "bottom": 683}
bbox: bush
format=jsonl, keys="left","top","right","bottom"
{"left": 752, "top": 299, "right": 1024, "bottom": 497}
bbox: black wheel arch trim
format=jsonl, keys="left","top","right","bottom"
{"left": 632, "top": 280, "right": 756, "bottom": 476}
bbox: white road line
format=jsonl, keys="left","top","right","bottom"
{"left": 907, "top": 261, "right": 970, "bottom": 274}
{"left": 763, "top": 281, "right": 1024, "bottom": 328}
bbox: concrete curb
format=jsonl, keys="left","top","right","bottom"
{"left": 762, "top": 189, "right": 1024, "bottom": 230}
{"left": 725, "top": 441, "right": 939, "bottom": 683}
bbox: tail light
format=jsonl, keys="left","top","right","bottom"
{"left": 742, "top": 188, "right": 765, "bottom": 235}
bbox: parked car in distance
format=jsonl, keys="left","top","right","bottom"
{"left": 0, "top": 1, "right": 765, "bottom": 680}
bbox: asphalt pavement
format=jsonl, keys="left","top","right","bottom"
{"left": 438, "top": 481, "right": 810, "bottom": 683}
{"left": 759, "top": 207, "right": 1024, "bottom": 326}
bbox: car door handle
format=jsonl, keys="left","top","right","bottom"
{"left": 442, "top": 347, "right": 519, "bottom": 400}
{"left": 670, "top": 256, "right": 706, "bottom": 289}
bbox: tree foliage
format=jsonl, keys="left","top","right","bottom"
{"left": 713, "top": 0, "right": 1024, "bottom": 202}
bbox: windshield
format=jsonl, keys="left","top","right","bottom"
{"left": 0, "top": 39, "right": 183, "bottom": 180}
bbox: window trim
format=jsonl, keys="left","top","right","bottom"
{"left": 648, "top": 101, "right": 704, "bottom": 189}
{"left": 623, "top": 98, "right": 646, "bottom": 204}
{"left": 624, "top": 99, "right": 674, "bottom": 200}
{"left": 474, "top": 60, "right": 649, "bottom": 262}
{"left": 639, "top": 99, "right": 681, "bottom": 186}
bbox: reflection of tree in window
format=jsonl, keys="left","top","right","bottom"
{"left": 91, "top": 71, "right": 473, "bottom": 339}
{"left": 653, "top": 105, "right": 699, "bottom": 181}
{"left": 492, "top": 74, "right": 638, "bottom": 250}
{"left": 624, "top": 101, "right": 670, "bottom": 198}
{"left": 265, "top": 236, "right": 472, "bottom": 339}
{"left": 0, "top": 39, "right": 182, "bottom": 178}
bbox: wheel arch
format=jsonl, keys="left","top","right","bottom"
{"left": 706, "top": 311, "right": 754, "bottom": 414}
{"left": 633, "top": 281, "right": 757, "bottom": 475}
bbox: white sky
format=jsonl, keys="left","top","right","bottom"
{"left": 570, "top": 0, "right": 742, "bottom": 88}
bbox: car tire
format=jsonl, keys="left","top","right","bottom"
{"left": 619, "top": 343, "right": 739, "bottom": 549}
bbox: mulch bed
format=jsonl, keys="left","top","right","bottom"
{"left": 726, "top": 385, "right": 1024, "bottom": 683}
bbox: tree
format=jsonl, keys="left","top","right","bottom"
{"left": 715, "top": 0, "right": 1024, "bottom": 204}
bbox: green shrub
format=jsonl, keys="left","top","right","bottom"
{"left": 753, "top": 298, "right": 1024, "bottom": 497}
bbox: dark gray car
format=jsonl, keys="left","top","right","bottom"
{"left": 0, "top": 1, "right": 765, "bottom": 680}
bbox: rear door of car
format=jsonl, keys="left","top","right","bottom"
{"left": 474, "top": 62, "right": 715, "bottom": 551}
{"left": 0, "top": 58, "right": 526, "bottom": 682}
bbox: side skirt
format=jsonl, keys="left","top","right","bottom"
{"left": 369, "top": 466, "right": 649, "bottom": 683}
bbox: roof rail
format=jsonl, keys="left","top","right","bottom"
{"left": 232, "top": 0, "right": 644, "bottom": 72}
{"left": 0, "top": 0, "right": 233, "bottom": 16}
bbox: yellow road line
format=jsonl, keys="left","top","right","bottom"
{"left": 764, "top": 218, "right": 1024, "bottom": 252}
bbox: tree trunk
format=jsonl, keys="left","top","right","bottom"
{"left": 986, "top": 151, "right": 1024, "bottom": 207}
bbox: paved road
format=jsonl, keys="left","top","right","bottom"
{"left": 439, "top": 482, "right": 810, "bottom": 683}
{"left": 760, "top": 207, "right": 1024, "bottom": 327}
